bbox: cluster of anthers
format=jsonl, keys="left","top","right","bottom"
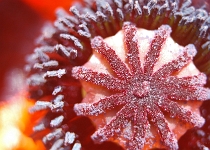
{"left": 26, "top": 0, "right": 210, "bottom": 149}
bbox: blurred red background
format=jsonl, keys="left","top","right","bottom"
{"left": 0, "top": 1, "right": 77, "bottom": 149}
{"left": 0, "top": 0, "right": 79, "bottom": 100}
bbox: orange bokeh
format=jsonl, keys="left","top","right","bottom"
{"left": 0, "top": 93, "right": 45, "bottom": 150}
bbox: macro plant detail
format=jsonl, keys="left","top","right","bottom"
{"left": 72, "top": 22, "right": 210, "bottom": 149}
{"left": 24, "top": 0, "right": 210, "bottom": 149}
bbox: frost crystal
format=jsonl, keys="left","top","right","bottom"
{"left": 72, "top": 23, "right": 210, "bottom": 150}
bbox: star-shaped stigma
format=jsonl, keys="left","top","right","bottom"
{"left": 72, "top": 23, "right": 210, "bottom": 150}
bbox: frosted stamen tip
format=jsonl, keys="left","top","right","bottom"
{"left": 185, "top": 44, "right": 197, "bottom": 56}
{"left": 123, "top": 21, "right": 133, "bottom": 27}
{"left": 72, "top": 143, "right": 82, "bottom": 150}
{"left": 91, "top": 36, "right": 103, "bottom": 48}
{"left": 64, "top": 132, "right": 76, "bottom": 144}
{"left": 159, "top": 24, "right": 172, "bottom": 35}
{"left": 73, "top": 103, "right": 85, "bottom": 116}
{"left": 50, "top": 116, "right": 64, "bottom": 128}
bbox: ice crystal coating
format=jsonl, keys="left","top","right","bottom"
{"left": 72, "top": 23, "right": 210, "bottom": 150}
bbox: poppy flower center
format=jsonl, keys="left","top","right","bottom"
{"left": 133, "top": 81, "right": 150, "bottom": 98}
{"left": 72, "top": 22, "right": 210, "bottom": 150}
